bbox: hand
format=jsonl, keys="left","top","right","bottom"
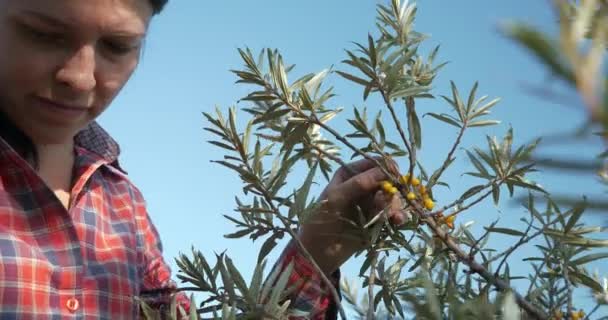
{"left": 298, "top": 158, "right": 407, "bottom": 275}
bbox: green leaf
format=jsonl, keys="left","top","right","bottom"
{"left": 467, "top": 120, "right": 501, "bottom": 127}
{"left": 289, "top": 163, "right": 318, "bottom": 219}
{"left": 449, "top": 81, "right": 465, "bottom": 121}
{"left": 224, "top": 228, "right": 252, "bottom": 239}
{"left": 484, "top": 227, "right": 525, "bottom": 237}
{"left": 390, "top": 85, "right": 431, "bottom": 100}
{"left": 257, "top": 232, "right": 281, "bottom": 264}
{"left": 460, "top": 185, "right": 486, "bottom": 202}
{"left": 564, "top": 201, "right": 587, "bottom": 233}
{"left": 470, "top": 98, "right": 501, "bottom": 119}
{"left": 189, "top": 295, "right": 199, "bottom": 320}
{"left": 410, "top": 107, "right": 422, "bottom": 149}
{"left": 570, "top": 270, "right": 604, "bottom": 292}
{"left": 570, "top": 252, "right": 608, "bottom": 266}
{"left": 492, "top": 184, "right": 500, "bottom": 205}
{"left": 219, "top": 257, "right": 236, "bottom": 300}
{"left": 268, "top": 261, "right": 294, "bottom": 307}
{"left": 304, "top": 69, "right": 329, "bottom": 97}
{"left": 466, "top": 81, "right": 479, "bottom": 115}
{"left": 208, "top": 140, "right": 236, "bottom": 151}
{"left": 466, "top": 150, "right": 490, "bottom": 178}
{"left": 225, "top": 256, "right": 252, "bottom": 304}
{"left": 249, "top": 260, "right": 266, "bottom": 302}
{"left": 425, "top": 112, "right": 462, "bottom": 128}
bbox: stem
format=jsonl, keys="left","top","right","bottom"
{"left": 422, "top": 217, "right": 548, "bottom": 319}
{"left": 492, "top": 216, "right": 540, "bottom": 277}
{"left": 468, "top": 222, "right": 495, "bottom": 258}
{"left": 310, "top": 115, "right": 394, "bottom": 179}
{"left": 435, "top": 178, "right": 499, "bottom": 215}
{"left": 430, "top": 122, "right": 467, "bottom": 188}
{"left": 584, "top": 304, "right": 600, "bottom": 320}
{"left": 563, "top": 260, "right": 574, "bottom": 317}
{"left": 367, "top": 251, "right": 379, "bottom": 320}
{"left": 379, "top": 88, "right": 414, "bottom": 175}
{"left": 405, "top": 97, "right": 417, "bottom": 179}
{"left": 265, "top": 81, "right": 395, "bottom": 181}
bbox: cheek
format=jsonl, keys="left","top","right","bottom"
{"left": 94, "top": 59, "right": 138, "bottom": 108}
{"left": 0, "top": 37, "right": 57, "bottom": 105}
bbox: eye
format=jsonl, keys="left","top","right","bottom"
{"left": 19, "top": 23, "right": 65, "bottom": 45}
{"left": 102, "top": 40, "right": 139, "bottom": 56}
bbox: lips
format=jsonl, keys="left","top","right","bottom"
{"left": 32, "top": 96, "right": 90, "bottom": 122}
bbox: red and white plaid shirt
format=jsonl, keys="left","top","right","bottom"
{"left": 0, "top": 122, "right": 338, "bottom": 319}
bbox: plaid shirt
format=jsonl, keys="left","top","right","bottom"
{"left": 0, "top": 122, "right": 337, "bottom": 319}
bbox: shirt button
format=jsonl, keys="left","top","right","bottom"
{"left": 66, "top": 297, "right": 80, "bottom": 313}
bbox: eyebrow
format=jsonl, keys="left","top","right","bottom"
{"left": 17, "top": 10, "right": 146, "bottom": 38}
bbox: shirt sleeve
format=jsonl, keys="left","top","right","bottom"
{"left": 132, "top": 190, "right": 191, "bottom": 318}
{"left": 268, "top": 240, "right": 341, "bottom": 320}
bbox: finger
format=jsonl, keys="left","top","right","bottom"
{"left": 373, "top": 190, "right": 406, "bottom": 225}
{"left": 388, "top": 193, "right": 407, "bottom": 225}
{"left": 328, "top": 166, "right": 388, "bottom": 209}
{"left": 332, "top": 156, "right": 383, "bottom": 183}
{"left": 381, "top": 157, "right": 400, "bottom": 177}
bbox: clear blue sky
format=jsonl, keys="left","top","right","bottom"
{"left": 97, "top": 0, "right": 606, "bottom": 314}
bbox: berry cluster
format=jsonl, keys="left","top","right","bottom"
{"left": 552, "top": 309, "right": 585, "bottom": 320}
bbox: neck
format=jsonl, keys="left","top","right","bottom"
{"left": 35, "top": 140, "right": 76, "bottom": 196}
{"left": 36, "top": 140, "right": 75, "bottom": 172}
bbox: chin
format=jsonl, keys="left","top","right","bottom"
{"left": 27, "top": 126, "right": 82, "bottom": 146}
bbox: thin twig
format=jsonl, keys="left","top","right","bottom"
{"left": 430, "top": 121, "right": 467, "bottom": 188}
{"left": 468, "top": 220, "right": 497, "bottom": 258}
{"left": 563, "top": 260, "right": 574, "bottom": 317}
{"left": 405, "top": 97, "right": 417, "bottom": 180}
{"left": 435, "top": 178, "right": 499, "bottom": 215}
{"left": 493, "top": 216, "right": 540, "bottom": 277}
{"left": 379, "top": 88, "right": 415, "bottom": 175}
{"left": 367, "top": 251, "right": 379, "bottom": 320}
{"left": 422, "top": 216, "right": 548, "bottom": 319}
{"left": 584, "top": 304, "right": 600, "bottom": 320}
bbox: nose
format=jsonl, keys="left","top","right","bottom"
{"left": 55, "top": 45, "right": 97, "bottom": 92}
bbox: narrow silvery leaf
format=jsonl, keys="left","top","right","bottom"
{"left": 468, "top": 120, "right": 501, "bottom": 127}
{"left": 304, "top": 69, "right": 330, "bottom": 97}
{"left": 225, "top": 256, "right": 252, "bottom": 304}
{"left": 425, "top": 112, "right": 461, "bottom": 128}
{"left": 466, "top": 81, "right": 479, "bottom": 115}
{"left": 268, "top": 262, "right": 294, "bottom": 307}
{"left": 502, "top": 292, "right": 521, "bottom": 320}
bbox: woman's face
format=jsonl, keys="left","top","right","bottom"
{"left": 0, "top": 0, "right": 153, "bottom": 145}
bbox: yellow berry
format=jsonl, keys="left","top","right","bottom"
{"left": 423, "top": 198, "right": 435, "bottom": 210}
{"left": 444, "top": 215, "right": 455, "bottom": 229}
{"left": 388, "top": 186, "right": 398, "bottom": 195}
{"left": 406, "top": 192, "right": 416, "bottom": 200}
{"left": 381, "top": 181, "right": 393, "bottom": 193}
{"left": 418, "top": 185, "right": 427, "bottom": 194}
{"left": 399, "top": 174, "right": 410, "bottom": 185}
{"left": 576, "top": 310, "right": 585, "bottom": 319}
{"left": 553, "top": 310, "right": 563, "bottom": 320}
{"left": 411, "top": 177, "right": 420, "bottom": 186}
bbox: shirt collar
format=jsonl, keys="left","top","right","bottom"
{"left": 74, "top": 121, "right": 121, "bottom": 164}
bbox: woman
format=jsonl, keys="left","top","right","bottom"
{"left": 0, "top": 0, "right": 406, "bottom": 319}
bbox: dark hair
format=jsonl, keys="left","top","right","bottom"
{"left": 149, "top": 0, "right": 168, "bottom": 15}
{"left": 0, "top": 1, "right": 167, "bottom": 167}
